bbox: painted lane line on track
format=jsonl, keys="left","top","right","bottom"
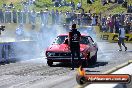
{"left": 103, "top": 60, "right": 132, "bottom": 74}
{"left": 75, "top": 60, "right": 132, "bottom": 88}
{"left": 19, "top": 57, "right": 47, "bottom": 63}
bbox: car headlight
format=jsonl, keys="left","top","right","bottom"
{"left": 47, "top": 52, "right": 55, "bottom": 56}
{"left": 80, "top": 53, "right": 83, "bottom": 57}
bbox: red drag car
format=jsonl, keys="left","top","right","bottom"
{"left": 45, "top": 34, "right": 98, "bottom": 66}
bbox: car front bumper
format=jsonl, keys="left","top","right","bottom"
{"left": 46, "top": 57, "right": 86, "bottom": 62}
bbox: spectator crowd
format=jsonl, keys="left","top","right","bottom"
{"left": 0, "top": 0, "right": 131, "bottom": 34}
{"left": 127, "top": 4, "right": 132, "bottom": 13}
{"left": 0, "top": 8, "right": 100, "bottom": 27}
{"left": 0, "top": 7, "right": 131, "bottom": 34}
{"left": 100, "top": 13, "right": 132, "bottom": 34}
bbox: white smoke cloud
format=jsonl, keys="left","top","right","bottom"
{"left": 1, "top": 13, "right": 96, "bottom": 62}
{"left": 10, "top": 24, "right": 69, "bottom": 61}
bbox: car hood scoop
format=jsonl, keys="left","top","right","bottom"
{"left": 48, "top": 44, "right": 69, "bottom": 52}
{"left": 47, "top": 44, "right": 89, "bottom": 52}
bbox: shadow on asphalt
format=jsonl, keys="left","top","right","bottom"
{"left": 51, "top": 61, "right": 108, "bottom": 69}
{"left": 0, "top": 61, "right": 10, "bottom": 65}
{"left": 87, "top": 62, "right": 108, "bottom": 68}
{"left": 0, "top": 59, "right": 19, "bottom": 66}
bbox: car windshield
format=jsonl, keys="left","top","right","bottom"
{"left": 53, "top": 35, "right": 90, "bottom": 44}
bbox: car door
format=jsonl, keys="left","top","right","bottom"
{"left": 87, "top": 36, "right": 97, "bottom": 58}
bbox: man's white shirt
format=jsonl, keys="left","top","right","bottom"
{"left": 119, "top": 28, "right": 125, "bottom": 38}
{"left": 77, "top": 3, "right": 81, "bottom": 8}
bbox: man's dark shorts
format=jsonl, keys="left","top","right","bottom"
{"left": 118, "top": 37, "right": 125, "bottom": 45}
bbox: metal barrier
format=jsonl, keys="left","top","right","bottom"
{"left": 0, "top": 40, "right": 39, "bottom": 62}
{"left": 0, "top": 43, "right": 11, "bottom": 62}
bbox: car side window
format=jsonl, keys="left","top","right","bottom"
{"left": 80, "top": 36, "right": 89, "bottom": 44}
{"left": 87, "top": 36, "right": 94, "bottom": 44}
{"left": 53, "top": 36, "right": 68, "bottom": 44}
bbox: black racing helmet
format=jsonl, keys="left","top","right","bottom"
{"left": 72, "top": 24, "right": 76, "bottom": 29}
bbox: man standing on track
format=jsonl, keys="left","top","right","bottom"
{"left": 118, "top": 24, "right": 127, "bottom": 51}
{"left": 68, "top": 24, "right": 81, "bottom": 70}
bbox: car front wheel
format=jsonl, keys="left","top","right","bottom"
{"left": 47, "top": 60, "right": 53, "bottom": 66}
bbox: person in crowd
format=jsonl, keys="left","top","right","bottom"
{"left": 90, "top": 0, "right": 94, "bottom": 4}
{"left": 65, "top": 11, "right": 71, "bottom": 24}
{"left": 18, "top": 9, "right": 22, "bottom": 23}
{"left": 22, "top": 0, "right": 27, "bottom": 6}
{"left": 122, "top": 1, "right": 127, "bottom": 8}
{"left": 0, "top": 9, "right": 4, "bottom": 23}
{"left": 59, "top": 10, "right": 63, "bottom": 24}
{"left": 68, "top": 24, "right": 81, "bottom": 70}
{"left": 115, "top": 17, "right": 120, "bottom": 33}
{"left": 71, "top": 10, "right": 76, "bottom": 24}
{"left": 82, "top": 15, "right": 85, "bottom": 25}
{"left": 31, "top": 9, "right": 36, "bottom": 27}
{"left": 43, "top": 11, "right": 47, "bottom": 26}
{"left": 61, "top": 0, "right": 67, "bottom": 6}
{"left": 117, "top": 0, "right": 124, "bottom": 4}
{"left": 91, "top": 14, "right": 96, "bottom": 26}
{"left": 45, "top": 8, "right": 50, "bottom": 26}
{"left": 5, "top": 9, "right": 11, "bottom": 23}
{"left": 28, "top": 0, "right": 35, "bottom": 5}
{"left": 23, "top": 4, "right": 28, "bottom": 12}
{"left": 101, "top": 0, "right": 108, "bottom": 6}
{"left": 4, "top": 10, "right": 8, "bottom": 23}
{"left": 12, "top": 9, "right": 17, "bottom": 23}
{"left": 55, "top": 9, "right": 59, "bottom": 24}
{"left": 95, "top": 13, "right": 99, "bottom": 25}
{"left": 2, "top": 3, "right": 6, "bottom": 8}
{"left": 102, "top": 16, "right": 107, "bottom": 25}
{"left": 71, "top": 1, "right": 75, "bottom": 10}
{"left": 51, "top": 9, "right": 55, "bottom": 24}
{"left": 107, "top": 15, "right": 114, "bottom": 33}
{"left": 77, "top": 2, "right": 82, "bottom": 10}
{"left": 40, "top": 10, "right": 44, "bottom": 25}
{"left": 54, "top": 0, "right": 59, "bottom": 7}
{"left": 115, "top": 0, "right": 118, "bottom": 3}
{"left": 118, "top": 23, "right": 127, "bottom": 51}
{"left": 124, "top": 16, "right": 131, "bottom": 33}
{"left": 127, "top": 4, "right": 132, "bottom": 13}
{"left": 58, "top": 0, "right": 62, "bottom": 7}
{"left": 87, "top": 0, "right": 94, "bottom": 4}
{"left": 77, "top": 13, "right": 81, "bottom": 26}
{"left": 87, "top": 13, "right": 92, "bottom": 25}
{"left": 42, "top": 8, "right": 49, "bottom": 26}
{"left": 9, "top": 2, "right": 14, "bottom": 8}
{"left": 28, "top": 10, "right": 32, "bottom": 24}
{"left": 102, "top": 22, "right": 107, "bottom": 32}
{"left": 130, "top": 23, "right": 132, "bottom": 33}
{"left": 22, "top": 10, "right": 27, "bottom": 23}
{"left": 120, "top": 13, "right": 125, "bottom": 25}
{"left": 4, "top": 9, "right": 8, "bottom": 23}
{"left": 85, "top": 13, "right": 89, "bottom": 25}
{"left": 8, "top": 9, "right": 12, "bottom": 23}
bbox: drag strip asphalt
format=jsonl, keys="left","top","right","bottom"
{"left": 0, "top": 42, "right": 131, "bottom": 88}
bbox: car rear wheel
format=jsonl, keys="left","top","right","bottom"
{"left": 84, "top": 53, "right": 90, "bottom": 67}
{"left": 82, "top": 59, "right": 89, "bottom": 67}
{"left": 47, "top": 60, "right": 53, "bottom": 66}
